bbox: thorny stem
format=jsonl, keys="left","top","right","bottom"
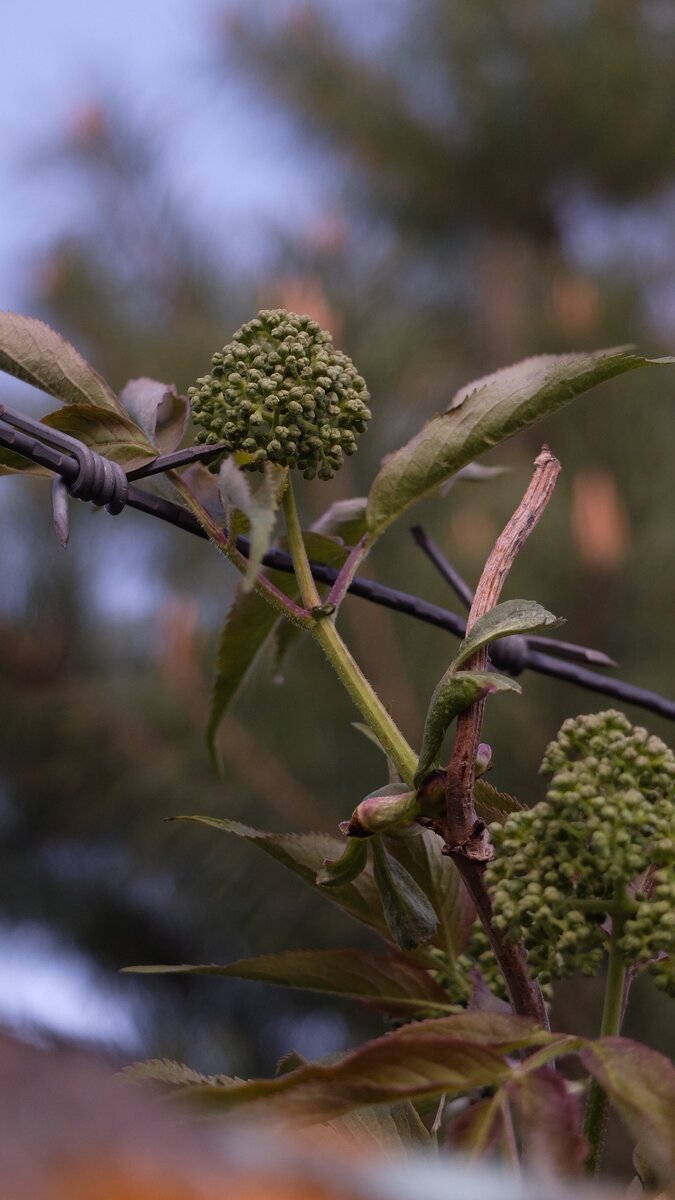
{"left": 442, "top": 447, "right": 561, "bottom": 1027}
{"left": 282, "top": 479, "right": 418, "bottom": 783}
{"left": 584, "top": 898, "right": 630, "bottom": 1177}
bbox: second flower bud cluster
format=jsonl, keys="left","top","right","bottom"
{"left": 486, "top": 710, "right": 675, "bottom": 990}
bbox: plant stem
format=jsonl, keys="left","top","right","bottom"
{"left": 327, "top": 534, "right": 371, "bottom": 610}
{"left": 282, "top": 480, "right": 417, "bottom": 783}
{"left": 584, "top": 916, "right": 629, "bottom": 1176}
{"left": 444, "top": 447, "right": 561, "bottom": 853}
{"left": 441, "top": 447, "right": 560, "bottom": 1026}
{"left": 170, "top": 470, "right": 311, "bottom": 626}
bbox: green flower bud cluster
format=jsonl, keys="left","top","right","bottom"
{"left": 455, "top": 924, "right": 553, "bottom": 1005}
{"left": 485, "top": 711, "right": 675, "bottom": 989}
{"left": 188, "top": 309, "right": 371, "bottom": 480}
{"left": 428, "top": 948, "right": 473, "bottom": 1007}
{"left": 429, "top": 923, "right": 554, "bottom": 1007}
{"left": 459, "top": 924, "right": 508, "bottom": 1003}
{"left": 622, "top": 868, "right": 675, "bottom": 996}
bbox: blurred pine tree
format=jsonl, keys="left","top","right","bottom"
{"left": 1, "top": 2, "right": 674, "bottom": 1091}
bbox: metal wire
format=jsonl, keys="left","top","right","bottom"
{"left": 1, "top": 403, "right": 674, "bottom": 722}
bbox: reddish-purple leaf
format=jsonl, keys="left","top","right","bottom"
{"left": 124, "top": 947, "right": 454, "bottom": 1017}
{"left": 445, "top": 1095, "right": 507, "bottom": 1158}
{"left": 509, "top": 1067, "right": 588, "bottom": 1177}
{"left": 389, "top": 1011, "right": 551, "bottom": 1047}
{"left": 581, "top": 1037, "right": 675, "bottom": 1188}
{"left": 185, "top": 1013, "right": 560, "bottom": 1122}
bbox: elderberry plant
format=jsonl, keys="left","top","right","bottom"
{"left": 0, "top": 308, "right": 674, "bottom": 1189}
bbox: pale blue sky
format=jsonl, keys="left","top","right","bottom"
{"left": 0, "top": 0, "right": 403, "bottom": 308}
{"left": 0, "top": 0, "right": 401, "bottom": 1045}
{"left": 0, "top": 0, "right": 325, "bottom": 305}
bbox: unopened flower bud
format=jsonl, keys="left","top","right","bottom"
{"left": 189, "top": 310, "right": 370, "bottom": 478}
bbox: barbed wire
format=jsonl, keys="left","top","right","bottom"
{"left": 1, "top": 399, "right": 674, "bottom": 722}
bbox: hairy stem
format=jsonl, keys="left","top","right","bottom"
{"left": 327, "top": 534, "right": 371, "bottom": 610}
{"left": 584, "top": 911, "right": 629, "bottom": 1176}
{"left": 170, "top": 471, "right": 312, "bottom": 626}
{"left": 282, "top": 480, "right": 417, "bottom": 782}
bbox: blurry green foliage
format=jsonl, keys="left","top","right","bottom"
{"left": 0, "top": 2, "right": 674, "bottom": 1116}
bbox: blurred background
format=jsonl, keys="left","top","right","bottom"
{"left": 0, "top": 0, "right": 674, "bottom": 1113}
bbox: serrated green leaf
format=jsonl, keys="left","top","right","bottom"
{"left": 371, "top": 838, "right": 438, "bottom": 950}
{"left": 415, "top": 671, "right": 521, "bottom": 786}
{"left": 208, "top": 533, "right": 349, "bottom": 761}
{"left": 124, "top": 947, "right": 453, "bottom": 1017}
{"left": 218, "top": 459, "right": 286, "bottom": 592}
{"left": 366, "top": 348, "right": 674, "bottom": 537}
{"left": 122, "top": 1059, "right": 237, "bottom": 1088}
{"left": 118, "top": 377, "right": 189, "bottom": 453}
{"left": 452, "top": 599, "right": 561, "bottom": 671}
{"left": 0, "top": 310, "right": 122, "bottom": 411}
{"left": 174, "top": 816, "right": 391, "bottom": 939}
{"left": 184, "top": 1012, "right": 559, "bottom": 1121}
{"left": 581, "top": 1037, "right": 675, "bottom": 1188}
{"left": 390, "top": 831, "right": 477, "bottom": 960}
{"left": 312, "top": 496, "right": 368, "bottom": 546}
{"left": 0, "top": 402, "right": 157, "bottom": 476}
{"left": 439, "top": 462, "right": 510, "bottom": 496}
{"left": 207, "top": 586, "right": 289, "bottom": 766}
{"left": 474, "top": 778, "right": 526, "bottom": 825}
{"left": 42, "top": 405, "right": 156, "bottom": 469}
{"left": 0, "top": 445, "right": 49, "bottom": 476}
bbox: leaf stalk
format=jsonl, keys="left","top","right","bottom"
{"left": 282, "top": 479, "right": 417, "bottom": 782}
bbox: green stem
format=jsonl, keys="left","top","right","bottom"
{"left": 584, "top": 912, "right": 629, "bottom": 1176}
{"left": 282, "top": 480, "right": 417, "bottom": 784}
{"left": 171, "top": 470, "right": 311, "bottom": 627}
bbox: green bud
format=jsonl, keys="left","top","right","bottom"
{"left": 348, "top": 784, "right": 419, "bottom": 836}
{"left": 487, "top": 710, "right": 675, "bottom": 988}
{"left": 316, "top": 836, "right": 369, "bottom": 887}
{"left": 190, "top": 309, "right": 370, "bottom": 477}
